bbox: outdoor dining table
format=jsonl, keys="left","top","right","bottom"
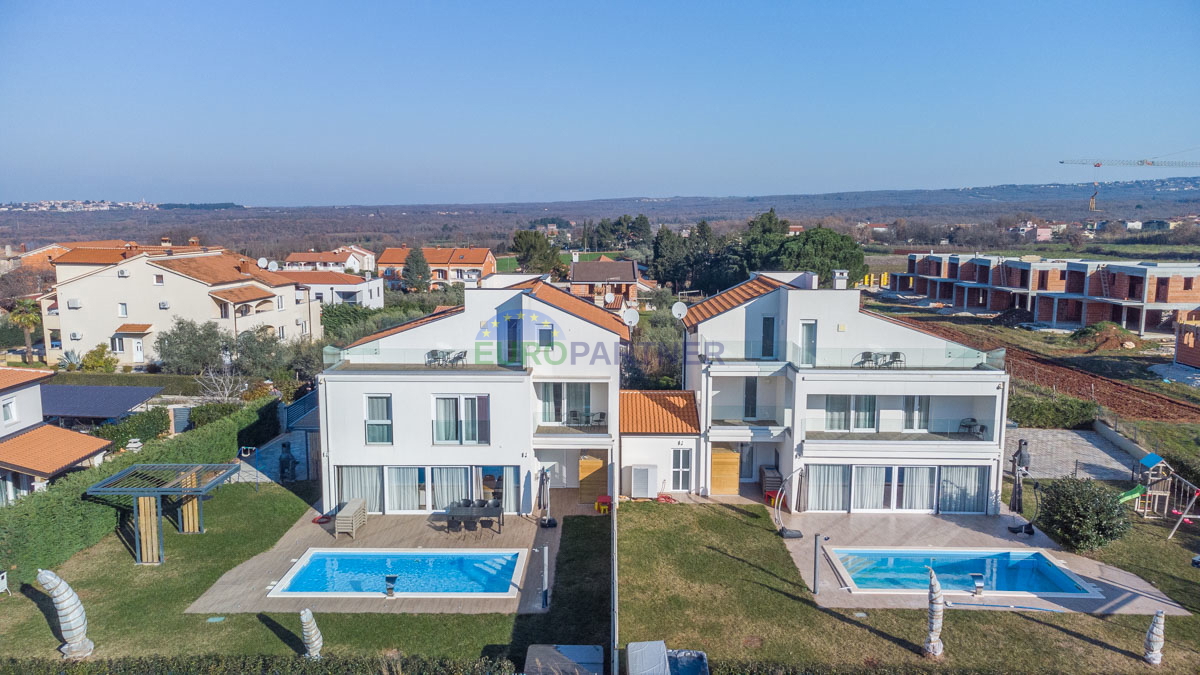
{"left": 442, "top": 505, "right": 504, "bottom": 533}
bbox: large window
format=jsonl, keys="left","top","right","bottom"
{"left": 378, "top": 464, "right": 521, "bottom": 513}
{"left": 505, "top": 318, "right": 521, "bottom": 365}
{"left": 904, "top": 395, "right": 930, "bottom": 431}
{"left": 807, "top": 464, "right": 850, "bottom": 511}
{"left": 338, "top": 465, "right": 383, "bottom": 512}
{"left": 761, "top": 316, "right": 775, "bottom": 358}
{"left": 824, "top": 395, "right": 850, "bottom": 431}
{"left": 852, "top": 395, "right": 877, "bottom": 431}
{"left": 365, "top": 395, "right": 393, "bottom": 444}
{"left": 939, "top": 465, "right": 990, "bottom": 513}
{"left": 1, "top": 398, "right": 16, "bottom": 424}
{"left": 743, "top": 377, "right": 758, "bottom": 419}
{"left": 109, "top": 337, "right": 125, "bottom": 353}
{"left": 799, "top": 320, "right": 817, "bottom": 366}
{"left": 386, "top": 467, "right": 426, "bottom": 511}
{"left": 540, "top": 383, "right": 591, "bottom": 425}
{"left": 671, "top": 448, "right": 692, "bottom": 491}
{"left": 823, "top": 395, "right": 876, "bottom": 432}
{"left": 434, "top": 395, "right": 490, "bottom": 444}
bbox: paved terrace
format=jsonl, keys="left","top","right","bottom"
{"left": 1005, "top": 428, "right": 1137, "bottom": 481}
{"left": 188, "top": 489, "right": 598, "bottom": 616}
{"left": 782, "top": 509, "right": 1187, "bottom": 616}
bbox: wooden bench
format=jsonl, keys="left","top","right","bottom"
{"left": 335, "top": 498, "right": 367, "bottom": 539}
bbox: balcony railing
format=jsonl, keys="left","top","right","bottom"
{"left": 803, "top": 417, "right": 996, "bottom": 443}
{"left": 709, "top": 404, "right": 788, "bottom": 427}
{"left": 694, "top": 338, "right": 998, "bottom": 370}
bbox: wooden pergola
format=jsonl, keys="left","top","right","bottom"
{"left": 87, "top": 463, "right": 240, "bottom": 564}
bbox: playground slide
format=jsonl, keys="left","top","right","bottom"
{"left": 1118, "top": 484, "right": 1147, "bottom": 504}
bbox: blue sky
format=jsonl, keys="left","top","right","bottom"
{"left": 1, "top": 1, "right": 1197, "bottom": 205}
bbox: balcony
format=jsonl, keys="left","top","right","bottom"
{"left": 534, "top": 381, "right": 609, "bottom": 436}
{"left": 709, "top": 405, "right": 787, "bottom": 428}
{"left": 696, "top": 338, "right": 998, "bottom": 370}
{"left": 804, "top": 418, "right": 996, "bottom": 443}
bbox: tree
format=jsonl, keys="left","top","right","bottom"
{"left": 8, "top": 299, "right": 40, "bottom": 364}
{"left": 629, "top": 214, "right": 653, "bottom": 244}
{"left": 81, "top": 343, "right": 119, "bottom": 373}
{"left": 741, "top": 209, "right": 791, "bottom": 272}
{"left": 401, "top": 247, "right": 432, "bottom": 292}
{"left": 774, "top": 227, "right": 869, "bottom": 286}
{"left": 194, "top": 364, "right": 248, "bottom": 402}
{"left": 649, "top": 225, "right": 688, "bottom": 289}
{"left": 155, "top": 318, "right": 232, "bottom": 375}
{"left": 1038, "top": 477, "right": 1131, "bottom": 551}
{"left": 235, "top": 327, "right": 287, "bottom": 378}
{"left": 511, "top": 230, "right": 561, "bottom": 273}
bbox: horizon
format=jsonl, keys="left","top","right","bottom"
{"left": 1, "top": 2, "right": 1198, "bottom": 206}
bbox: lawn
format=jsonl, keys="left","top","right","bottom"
{"left": 618, "top": 501, "right": 1200, "bottom": 673}
{"left": 0, "top": 481, "right": 608, "bottom": 667}
{"left": 496, "top": 250, "right": 625, "bottom": 273}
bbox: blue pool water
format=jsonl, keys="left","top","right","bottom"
{"left": 283, "top": 551, "right": 520, "bottom": 594}
{"left": 834, "top": 549, "right": 1087, "bottom": 594}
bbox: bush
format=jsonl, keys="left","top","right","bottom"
{"left": 1038, "top": 477, "right": 1132, "bottom": 551}
{"left": 1008, "top": 389, "right": 1098, "bottom": 429}
{"left": 0, "top": 655, "right": 515, "bottom": 675}
{"left": 49, "top": 371, "right": 202, "bottom": 395}
{"left": 93, "top": 407, "right": 170, "bottom": 449}
{"left": 189, "top": 401, "right": 242, "bottom": 429}
{"left": 80, "top": 343, "right": 119, "bottom": 372}
{"left": 0, "top": 398, "right": 278, "bottom": 583}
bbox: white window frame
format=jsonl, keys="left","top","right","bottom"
{"left": 110, "top": 336, "right": 125, "bottom": 353}
{"left": 848, "top": 464, "right": 938, "bottom": 514}
{"left": 432, "top": 394, "right": 491, "bottom": 445}
{"left": 1, "top": 398, "right": 16, "bottom": 425}
{"left": 850, "top": 395, "right": 878, "bottom": 432}
{"left": 798, "top": 320, "right": 817, "bottom": 367}
{"left": 277, "top": 325, "right": 285, "bottom": 340}
{"left": 153, "top": 274, "right": 165, "bottom": 286}
{"left": 903, "top": 395, "right": 931, "bottom": 432}
{"left": 538, "top": 326, "right": 554, "bottom": 348}
{"left": 364, "top": 394, "right": 393, "bottom": 445}
{"left": 117, "top": 302, "right": 128, "bottom": 317}
{"left": 671, "top": 447, "right": 692, "bottom": 491}
{"left": 276, "top": 295, "right": 285, "bottom": 311}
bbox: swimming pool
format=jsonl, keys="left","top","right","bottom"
{"left": 829, "top": 547, "right": 1101, "bottom": 598}
{"left": 267, "top": 548, "right": 527, "bottom": 598}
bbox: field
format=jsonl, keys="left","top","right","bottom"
{"left": 495, "top": 250, "right": 624, "bottom": 273}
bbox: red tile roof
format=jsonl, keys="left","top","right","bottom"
{"left": 51, "top": 248, "right": 138, "bottom": 265}
{"left": 681, "top": 275, "right": 794, "bottom": 329}
{"left": 210, "top": 286, "right": 275, "bottom": 304}
{"left": 620, "top": 390, "right": 700, "bottom": 435}
{"left": 114, "top": 323, "right": 153, "bottom": 334}
{"left": 571, "top": 260, "right": 637, "bottom": 283}
{"left": 151, "top": 252, "right": 294, "bottom": 287}
{"left": 276, "top": 270, "right": 370, "bottom": 285}
{"left": 0, "top": 368, "right": 54, "bottom": 393}
{"left": 0, "top": 424, "right": 111, "bottom": 478}
{"left": 378, "top": 246, "right": 493, "bottom": 266}
{"left": 284, "top": 251, "right": 354, "bottom": 264}
{"left": 507, "top": 278, "right": 631, "bottom": 340}
{"left": 346, "top": 305, "right": 466, "bottom": 348}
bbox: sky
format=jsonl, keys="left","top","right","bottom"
{"left": 1, "top": 1, "right": 1198, "bottom": 206}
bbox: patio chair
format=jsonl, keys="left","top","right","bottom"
{"left": 448, "top": 350, "right": 468, "bottom": 367}
{"left": 958, "top": 418, "right": 979, "bottom": 434}
{"left": 446, "top": 518, "right": 463, "bottom": 533}
{"left": 473, "top": 499, "right": 488, "bottom": 508}
{"left": 425, "top": 350, "right": 445, "bottom": 367}
{"left": 459, "top": 498, "right": 474, "bottom": 508}
{"left": 853, "top": 351, "right": 875, "bottom": 368}
{"left": 487, "top": 499, "right": 502, "bottom": 509}
{"left": 884, "top": 351, "right": 906, "bottom": 368}
{"left": 590, "top": 411, "right": 607, "bottom": 426}
{"left": 566, "top": 410, "right": 584, "bottom": 426}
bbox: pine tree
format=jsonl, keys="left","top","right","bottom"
{"left": 402, "top": 248, "right": 432, "bottom": 292}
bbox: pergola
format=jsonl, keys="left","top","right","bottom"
{"left": 87, "top": 463, "right": 240, "bottom": 564}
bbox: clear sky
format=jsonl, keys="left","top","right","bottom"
{"left": 1, "top": 1, "right": 1197, "bottom": 206}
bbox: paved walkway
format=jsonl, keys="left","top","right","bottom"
{"left": 1006, "top": 428, "right": 1136, "bottom": 481}
{"left": 227, "top": 430, "right": 310, "bottom": 486}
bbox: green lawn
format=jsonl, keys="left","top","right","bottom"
{"left": 496, "top": 250, "right": 625, "bottom": 273}
{"left": 618, "top": 501, "right": 1200, "bottom": 673}
{"left": 0, "top": 482, "right": 608, "bottom": 667}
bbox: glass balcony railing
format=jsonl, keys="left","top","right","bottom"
{"left": 708, "top": 405, "right": 789, "bottom": 427}
{"left": 802, "top": 417, "right": 996, "bottom": 443}
{"left": 692, "top": 338, "right": 999, "bottom": 370}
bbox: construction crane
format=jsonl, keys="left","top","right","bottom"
{"left": 1060, "top": 159, "right": 1200, "bottom": 168}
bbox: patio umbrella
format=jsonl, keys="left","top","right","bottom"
{"left": 300, "top": 608, "right": 323, "bottom": 660}
{"left": 1143, "top": 609, "right": 1165, "bottom": 666}
{"left": 923, "top": 567, "right": 944, "bottom": 659}
{"left": 36, "top": 569, "right": 94, "bottom": 660}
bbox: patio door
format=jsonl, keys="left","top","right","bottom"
{"left": 132, "top": 338, "right": 144, "bottom": 363}
{"left": 850, "top": 465, "right": 937, "bottom": 513}
{"left": 738, "top": 445, "right": 755, "bottom": 481}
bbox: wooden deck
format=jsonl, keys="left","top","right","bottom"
{"left": 187, "top": 489, "right": 599, "bottom": 615}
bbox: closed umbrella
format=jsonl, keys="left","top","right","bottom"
{"left": 36, "top": 569, "right": 94, "bottom": 660}
{"left": 1144, "top": 609, "right": 1164, "bottom": 665}
{"left": 923, "top": 567, "right": 944, "bottom": 659}
{"left": 1009, "top": 469, "right": 1024, "bottom": 514}
{"left": 300, "top": 608, "right": 323, "bottom": 660}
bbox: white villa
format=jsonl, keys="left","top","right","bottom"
{"left": 276, "top": 270, "right": 385, "bottom": 309}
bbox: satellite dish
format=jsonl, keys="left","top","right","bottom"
{"left": 671, "top": 301, "right": 689, "bottom": 320}
{"left": 267, "top": 261, "right": 279, "bottom": 272}
{"left": 256, "top": 257, "right": 269, "bottom": 268}
{"left": 604, "top": 292, "right": 615, "bottom": 304}
{"left": 621, "top": 308, "right": 641, "bottom": 327}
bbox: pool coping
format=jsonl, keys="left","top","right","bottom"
{"left": 266, "top": 547, "right": 529, "bottom": 599}
{"left": 825, "top": 546, "right": 1105, "bottom": 600}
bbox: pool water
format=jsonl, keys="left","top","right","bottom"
{"left": 833, "top": 548, "right": 1088, "bottom": 594}
{"left": 280, "top": 550, "right": 521, "bottom": 595}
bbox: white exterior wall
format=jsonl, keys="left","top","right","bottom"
{"left": 620, "top": 436, "right": 700, "bottom": 495}
{"left": 306, "top": 278, "right": 385, "bottom": 309}
{"left": 0, "top": 383, "right": 44, "bottom": 437}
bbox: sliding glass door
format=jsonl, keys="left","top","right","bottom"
{"left": 939, "top": 465, "right": 990, "bottom": 513}
{"left": 848, "top": 465, "right": 938, "bottom": 513}
{"left": 807, "top": 464, "right": 851, "bottom": 511}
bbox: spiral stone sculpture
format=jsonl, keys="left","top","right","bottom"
{"left": 1144, "top": 609, "right": 1165, "bottom": 666}
{"left": 36, "top": 569, "right": 94, "bottom": 660}
{"left": 923, "top": 567, "right": 945, "bottom": 659}
{"left": 300, "top": 608, "right": 323, "bottom": 660}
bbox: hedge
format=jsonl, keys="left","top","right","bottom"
{"left": 0, "top": 655, "right": 514, "bottom": 675}
{"left": 1007, "top": 390, "right": 1099, "bottom": 429}
{"left": 49, "top": 371, "right": 202, "bottom": 396}
{"left": 0, "top": 398, "right": 278, "bottom": 583}
{"left": 189, "top": 401, "right": 243, "bottom": 429}
{"left": 93, "top": 407, "right": 170, "bottom": 450}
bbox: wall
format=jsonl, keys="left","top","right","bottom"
{"left": 620, "top": 435, "right": 700, "bottom": 495}
{"left": 0, "top": 383, "right": 44, "bottom": 438}
{"left": 1175, "top": 322, "right": 1200, "bottom": 368}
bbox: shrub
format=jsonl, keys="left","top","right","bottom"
{"left": 57, "top": 349, "right": 82, "bottom": 371}
{"left": 121, "top": 365, "right": 133, "bottom": 373}
{"left": 0, "top": 398, "right": 278, "bottom": 583}
{"left": 49, "top": 371, "right": 201, "bottom": 395}
{"left": 80, "top": 343, "right": 118, "bottom": 373}
{"left": 1037, "top": 477, "right": 1132, "bottom": 551}
{"left": 0, "top": 655, "right": 515, "bottom": 675}
{"left": 93, "top": 407, "right": 171, "bottom": 450}
{"left": 190, "top": 401, "right": 242, "bottom": 429}
{"left": 1008, "top": 390, "right": 1098, "bottom": 429}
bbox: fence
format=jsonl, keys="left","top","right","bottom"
{"left": 285, "top": 389, "right": 318, "bottom": 428}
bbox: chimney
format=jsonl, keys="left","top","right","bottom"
{"left": 4, "top": 245, "right": 11, "bottom": 257}
{"left": 571, "top": 251, "right": 580, "bottom": 263}
{"left": 833, "top": 269, "right": 849, "bottom": 290}
{"left": 161, "top": 236, "right": 171, "bottom": 246}
{"left": 19, "top": 243, "right": 26, "bottom": 253}
{"left": 188, "top": 236, "right": 200, "bottom": 246}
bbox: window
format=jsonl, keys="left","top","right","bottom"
{"left": 338, "top": 466, "right": 384, "bottom": 513}
{"left": 277, "top": 325, "right": 285, "bottom": 340}
{"left": 939, "top": 465, "right": 990, "bottom": 513}
{"left": 823, "top": 395, "right": 876, "bottom": 431}
{"left": 109, "top": 337, "right": 125, "bottom": 353}
{"left": 852, "top": 395, "right": 877, "bottom": 431}
{"left": 154, "top": 274, "right": 164, "bottom": 285}
{"left": 903, "top": 395, "right": 930, "bottom": 431}
{"left": 276, "top": 295, "right": 284, "bottom": 310}
{"left": 434, "top": 395, "right": 490, "bottom": 444}
{"left": 761, "top": 316, "right": 775, "bottom": 358}
{"left": 314, "top": 292, "right": 324, "bottom": 302}
{"left": 365, "top": 395, "right": 393, "bottom": 444}
{"left": 220, "top": 302, "right": 230, "bottom": 319}
{"left": 1, "top": 398, "right": 16, "bottom": 424}
{"left": 117, "top": 302, "right": 128, "bottom": 317}
{"left": 671, "top": 448, "right": 692, "bottom": 491}
{"left": 540, "top": 383, "right": 563, "bottom": 422}
{"left": 455, "top": 269, "right": 464, "bottom": 279}
{"left": 538, "top": 326, "right": 554, "bottom": 348}
{"left": 1187, "top": 277, "right": 1195, "bottom": 291}
{"left": 505, "top": 318, "right": 521, "bottom": 365}
{"left": 799, "top": 321, "right": 817, "bottom": 366}
{"left": 825, "top": 395, "right": 850, "bottom": 431}
{"left": 743, "top": 377, "right": 758, "bottom": 419}
{"left": 1058, "top": 270, "right": 1067, "bottom": 281}
{"left": 299, "top": 321, "right": 308, "bottom": 335}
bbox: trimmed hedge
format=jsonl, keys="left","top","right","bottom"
{"left": 709, "top": 663, "right": 928, "bottom": 674}
{"left": 1007, "top": 390, "right": 1098, "bottom": 429}
{"left": 0, "top": 398, "right": 278, "bottom": 583}
{"left": 93, "top": 407, "right": 170, "bottom": 450}
{"left": 0, "top": 655, "right": 515, "bottom": 675}
{"left": 49, "top": 371, "right": 202, "bottom": 396}
{"left": 190, "top": 401, "right": 243, "bottom": 429}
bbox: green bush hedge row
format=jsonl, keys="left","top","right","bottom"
{"left": 709, "top": 662, "right": 920, "bottom": 675}
{"left": 0, "top": 398, "right": 278, "bottom": 583}
{"left": 48, "top": 371, "right": 202, "bottom": 396}
{"left": 1007, "top": 390, "right": 1099, "bottom": 429}
{"left": 189, "top": 401, "right": 243, "bottom": 429}
{"left": 0, "top": 655, "right": 514, "bottom": 675}
{"left": 93, "top": 407, "right": 170, "bottom": 450}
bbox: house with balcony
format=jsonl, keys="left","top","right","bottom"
{"left": 283, "top": 245, "right": 375, "bottom": 273}
{"left": 377, "top": 246, "right": 497, "bottom": 290}
{"left": 276, "top": 270, "right": 385, "bottom": 309}
{"left": 568, "top": 259, "right": 642, "bottom": 312}
{"left": 682, "top": 270, "right": 1009, "bottom": 515}
{"left": 40, "top": 249, "right": 322, "bottom": 367}
{"left": 316, "top": 274, "right": 628, "bottom": 515}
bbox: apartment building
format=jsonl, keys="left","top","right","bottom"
{"left": 40, "top": 249, "right": 323, "bottom": 367}
{"left": 283, "top": 245, "right": 375, "bottom": 273}
{"left": 316, "top": 274, "right": 627, "bottom": 515}
{"left": 682, "top": 270, "right": 1008, "bottom": 515}
{"left": 377, "top": 246, "right": 497, "bottom": 289}
{"left": 276, "top": 270, "right": 385, "bottom": 309}
{"left": 0, "top": 369, "right": 111, "bottom": 507}
{"left": 893, "top": 252, "right": 1200, "bottom": 335}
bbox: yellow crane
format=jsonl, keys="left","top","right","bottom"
{"left": 1060, "top": 150, "right": 1200, "bottom": 211}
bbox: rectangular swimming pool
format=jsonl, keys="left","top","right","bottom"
{"left": 267, "top": 548, "right": 528, "bottom": 599}
{"left": 829, "top": 547, "right": 1101, "bottom": 598}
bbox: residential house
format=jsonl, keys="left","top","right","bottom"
{"left": 568, "top": 259, "right": 640, "bottom": 312}
{"left": 682, "top": 270, "right": 1008, "bottom": 515}
{"left": 0, "top": 368, "right": 112, "bottom": 506}
{"left": 377, "top": 246, "right": 497, "bottom": 289}
{"left": 284, "top": 245, "right": 375, "bottom": 274}
{"left": 316, "top": 274, "right": 628, "bottom": 515}
{"left": 619, "top": 391, "right": 701, "bottom": 496}
{"left": 276, "top": 270, "right": 385, "bottom": 309}
{"left": 41, "top": 249, "right": 323, "bottom": 367}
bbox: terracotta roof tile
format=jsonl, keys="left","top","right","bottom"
{"left": 51, "top": 248, "right": 137, "bottom": 265}
{"left": 151, "top": 252, "right": 294, "bottom": 287}
{"left": 285, "top": 251, "right": 354, "bottom": 264}
{"left": 114, "top": 323, "right": 153, "bottom": 334}
{"left": 681, "top": 276, "right": 793, "bottom": 329}
{"left": 210, "top": 286, "right": 275, "bottom": 304}
{"left": 276, "top": 270, "right": 370, "bottom": 285}
{"left": 378, "top": 246, "right": 493, "bottom": 266}
{"left": 620, "top": 390, "right": 700, "bottom": 435}
{"left": 0, "top": 368, "right": 54, "bottom": 393}
{"left": 0, "top": 424, "right": 111, "bottom": 478}
{"left": 507, "top": 278, "right": 631, "bottom": 340}
{"left": 571, "top": 260, "right": 637, "bottom": 283}
{"left": 346, "top": 305, "right": 465, "bottom": 348}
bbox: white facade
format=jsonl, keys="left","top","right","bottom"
{"left": 317, "top": 276, "right": 625, "bottom": 515}
{"left": 683, "top": 271, "right": 1009, "bottom": 515}
{"left": 280, "top": 273, "right": 385, "bottom": 309}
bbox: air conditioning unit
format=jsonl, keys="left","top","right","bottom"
{"left": 630, "top": 465, "right": 657, "bottom": 499}
{"left": 69, "top": 332, "right": 82, "bottom": 341}
{"left": 66, "top": 299, "right": 81, "bottom": 309}
{"left": 295, "top": 318, "right": 303, "bottom": 325}
{"left": 117, "top": 269, "right": 130, "bottom": 278}
{"left": 158, "top": 301, "right": 170, "bottom": 309}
